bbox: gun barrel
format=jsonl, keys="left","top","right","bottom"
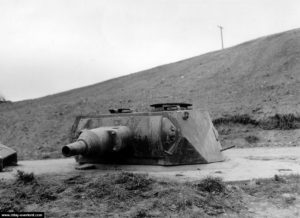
{"left": 62, "top": 126, "right": 132, "bottom": 158}
{"left": 62, "top": 141, "right": 87, "bottom": 157}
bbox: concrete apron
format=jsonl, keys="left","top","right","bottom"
{"left": 1, "top": 147, "right": 300, "bottom": 182}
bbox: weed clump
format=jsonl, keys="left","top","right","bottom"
{"left": 245, "top": 135, "right": 259, "bottom": 143}
{"left": 213, "top": 114, "right": 258, "bottom": 126}
{"left": 274, "top": 114, "right": 299, "bottom": 130}
{"left": 133, "top": 208, "right": 148, "bottom": 218}
{"left": 0, "top": 199, "right": 23, "bottom": 212}
{"left": 214, "top": 113, "right": 300, "bottom": 130}
{"left": 0, "top": 172, "right": 60, "bottom": 212}
{"left": 89, "top": 183, "right": 112, "bottom": 198}
{"left": 16, "top": 170, "right": 35, "bottom": 183}
{"left": 196, "top": 177, "right": 226, "bottom": 193}
{"left": 84, "top": 172, "right": 153, "bottom": 202}
{"left": 114, "top": 172, "right": 153, "bottom": 190}
{"left": 39, "top": 190, "right": 57, "bottom": 201}
{"left": 274, "top": 174, "right": 286, "bottom": 183}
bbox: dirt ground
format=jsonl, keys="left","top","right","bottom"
{"left": 1, "top": 171, "right": 300, "bottom": 217}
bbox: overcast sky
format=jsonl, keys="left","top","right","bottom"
{"left": 0, "top": 0, "right": 299, "bottom": 101}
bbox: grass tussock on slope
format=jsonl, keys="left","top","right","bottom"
{"left": 213, "top": 113, "right": 300, "bottom": 130}
{"left": 0, "top": 28, "right": 299, "bottom": 159}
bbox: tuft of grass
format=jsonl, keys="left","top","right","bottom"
{"left": 213, "top": 114, "right": 258, "bottom": 126}
{"left": 245, "top": 135, "right": 260, "bottom": 143}
{"left": 274, "top": 174, "right": 286, "bottom": 183}
{"left": 0, "top": 172, "right": 61, "bottom": 212}
{"left": 16, "top": 170, "right": 35, "bottom": 183}
{"left": 0, "top": 199, "right": 23, "bottom": 212}
{"left": 114, "top": 172, "right": 153, "bottom": 191}
{"left": 196, "top": 177, "right": 226, "bottom": 194}
{"left": 133, "top": 208, "right": 148, "bottom": 218}
{"left": 274, "top": 113, "right": 299, "bottom": 130}
{"left": 214, "top": 113, "right": 300, "bottom": 130}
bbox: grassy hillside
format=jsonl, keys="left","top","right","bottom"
{"left": 0, "top": 29, "right": 299, "bottom": 159}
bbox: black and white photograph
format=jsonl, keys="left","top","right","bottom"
{"left": 0, "top": 0, "right": 300, "bottom": 217}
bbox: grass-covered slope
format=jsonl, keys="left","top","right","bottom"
{"left": 0, "top": 29, "right": 299, "bottom": 159}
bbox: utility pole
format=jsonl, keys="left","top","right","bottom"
{"left": 218, "top": 25, "right": 224, "bottom": 49}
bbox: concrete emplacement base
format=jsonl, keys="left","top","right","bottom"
{"left": 1, "top": 147, "right": 300, "bottom": 182}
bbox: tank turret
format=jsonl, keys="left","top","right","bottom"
{"left": 62, "top": 103, "right": 224, "bottom": 165}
